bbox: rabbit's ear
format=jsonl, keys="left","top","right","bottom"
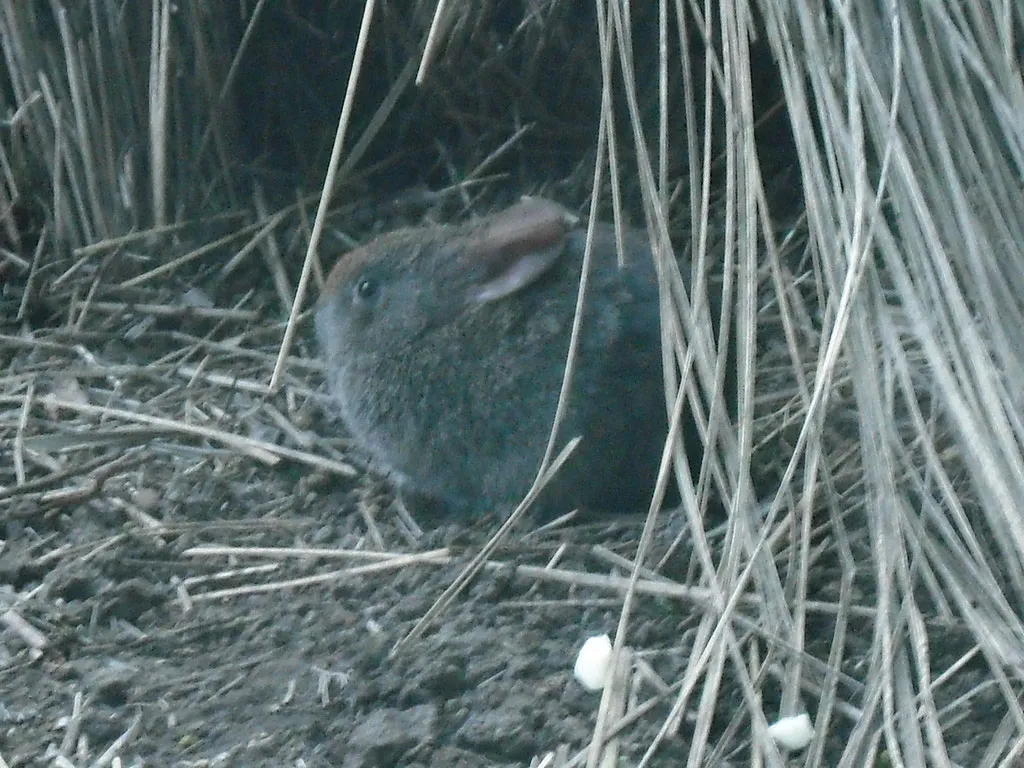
{"left": 468, "top": 197, "right": 579, "bottom": 303}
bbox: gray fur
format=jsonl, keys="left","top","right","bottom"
{"left": 316, "top": 197, "right": 680, "bottom": 516}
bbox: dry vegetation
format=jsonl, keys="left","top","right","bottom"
{"left": 2, "top": 1, "right": 1024, "bottom": 766}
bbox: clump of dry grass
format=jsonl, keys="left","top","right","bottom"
{"left": 2, "top": 0, "right": 1023, "bottom": 766}
{"left": 0, "top": 2, "right": 239, "bottom": 246}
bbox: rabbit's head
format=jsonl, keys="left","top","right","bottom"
{"left": 316, "top": 197, "right": 579, "bottom": 363}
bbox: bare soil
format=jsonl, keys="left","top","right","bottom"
{"left": 2, "top": 453, "right": 730, "bottom": 766}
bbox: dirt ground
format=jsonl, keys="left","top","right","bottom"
{"left": 1, "top": 448, "right": 744, "bottom": 766}
{"left": 0, "top": 421, "right": 998, "bottom": 767}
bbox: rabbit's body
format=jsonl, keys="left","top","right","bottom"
{"left": 316, "top": 198, "right": 688, "bottom": 516}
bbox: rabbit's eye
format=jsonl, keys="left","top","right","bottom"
{"left": 354, "top": 276, "right": 379, "bottom": 302}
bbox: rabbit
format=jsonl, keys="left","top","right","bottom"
{"left": 316, "top": 196, "right": 721, "bottom": 517}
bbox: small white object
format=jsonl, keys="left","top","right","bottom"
{"left": 573, "top": 634, "right": 613, "bottom": 691}
{"left": 181, "top": 287, "right": 214, "bottom": 308}
{"left": 767, "top": 713, "right": 814, "bottom": 751}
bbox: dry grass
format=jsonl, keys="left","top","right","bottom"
{"left": 2, "top": 0, "right": 1023, "bottom": 766}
